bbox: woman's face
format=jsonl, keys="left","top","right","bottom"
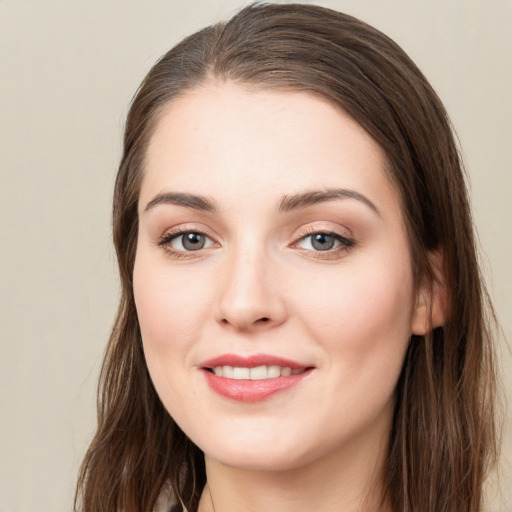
{"left": 134, "top": 83, "right": 428, "bottom": 471}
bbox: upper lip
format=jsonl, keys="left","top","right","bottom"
{"left": 199, "top": 353, "right": 311, "bottom": 370}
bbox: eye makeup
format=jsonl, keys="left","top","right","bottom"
{"left": 155, "top": 223, "right": 356, "bottom": 262}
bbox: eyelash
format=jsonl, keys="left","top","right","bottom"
{"left": 156, "top": 227, "right": 356, "bottom": 260}
{"left": 292, "top": 227, "right": 356, "bottom": 259}
{"left": 157, "top": 228, "right": 216, "bottom": 260}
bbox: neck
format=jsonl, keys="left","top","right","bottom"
{"left": 197, "top": 415, "right": 391, "bottom": 512}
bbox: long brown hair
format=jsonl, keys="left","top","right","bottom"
{"left": 75, "top": 4, "right": 499, "bottom": 511}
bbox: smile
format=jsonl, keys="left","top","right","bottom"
{"left": 199, "top": 354, "right": 314, "bottom": 401}
{"left": 209, "top": 365, "right": 306, "bottom": 380}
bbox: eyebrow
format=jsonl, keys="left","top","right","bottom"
{"left": 277, "top": 188, "right": 381, "bottom": 216}
{"left": 144, "top": 192, "right": 216, "bottom": 213}
{"left": 143, "top": 188, "right": 380, "bottom": 217}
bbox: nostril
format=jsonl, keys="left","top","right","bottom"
{"left": 218, "top": 315, "right": 275, "bottom": 329}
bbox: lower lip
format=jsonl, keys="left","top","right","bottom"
{"left": 203, "top": 369, "right": 313, "bottom": 402}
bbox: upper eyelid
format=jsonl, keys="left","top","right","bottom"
{"left": 292, "top": 223, "right": 353, "bottom": 240}
{"left": 292, "top": 231, "right": 353, "bottom": 248}
{"left": 158, "top": 224, "right": 218, "bottom": 240}
{"left": 159, "top": 229, "right": 216, "bottom": 245}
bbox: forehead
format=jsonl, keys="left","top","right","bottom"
{"left": 140, "top": 82, "right": 400, "bottom": 219}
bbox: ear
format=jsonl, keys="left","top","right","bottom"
{"left": 411, "top": 250, "right": 448, "bottom": 335}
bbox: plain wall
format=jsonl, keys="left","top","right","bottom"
{"left": 0, "top": 1, "right": 510, "bottom": 510}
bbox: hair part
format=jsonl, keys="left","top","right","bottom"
{"left": 76, "top": 4, "right": 499, "bottom": 511}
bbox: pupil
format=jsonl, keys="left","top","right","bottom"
{"left": 183, "top": 233, "right": 205, "bottom": 250}
{"left": 312, "top": 233, "right": 335, "bottom": 251}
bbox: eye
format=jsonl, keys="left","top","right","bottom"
{"left": 159, "top": 231, "right": 215, "bottom": 252}
{"left": 295, "top": 231, "right": 355, "bottom": 252}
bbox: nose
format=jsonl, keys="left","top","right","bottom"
{"left": 214, "top": 245, "right": 287, "bottom": 332}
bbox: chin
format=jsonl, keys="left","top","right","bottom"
{"left": 206, "top": 445, "right": 313, "bottom": 472}
{"left": 194, "top": 425, "right": 329, "bottom": 472}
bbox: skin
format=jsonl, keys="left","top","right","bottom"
{"left": 134, "top": 82, "right": 433, "bottom": 512}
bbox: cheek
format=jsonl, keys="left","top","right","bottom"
{"left": 293, "top": 255, "right": 415, "bottom": 382}
{"left": 132, "top": 251, "right": 214, "bottom": 407}
{"left": 134, "top": 255, "right": 207, "bottom": 347}
{"left": 132, "top": 252, "right": 209, "bottom": 422}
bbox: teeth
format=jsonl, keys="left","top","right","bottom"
{"left": 233, "top": 367, "right": 250, "bottom": 380}
{"left": 249, "top": 365, "right": 267, "bottom": 380}
{"left": 267, "top": 365, "right": 280, "bottom": 378}
{"left": 223, "top": 365, "right": 234, "bottom": 378}
{"left": 212, "top": 365, "right": 305, "bottom": 380}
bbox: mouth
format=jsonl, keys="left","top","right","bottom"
{"left": 204, "top": 365, "right": 306, "bottom": 379}
{"left": 199, "top": 354, "right": 314, "bottom": 402}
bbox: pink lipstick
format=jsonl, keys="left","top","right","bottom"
{"left": 199, "top": 354, "right": 313, "bottom": 402}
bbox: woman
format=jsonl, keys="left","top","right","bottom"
{"left": 75, "top": 3, "right": 499, "bottom": 511}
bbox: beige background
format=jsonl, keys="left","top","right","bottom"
{"left": 0, "top": 1, "right": 510, "bottom": 511}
